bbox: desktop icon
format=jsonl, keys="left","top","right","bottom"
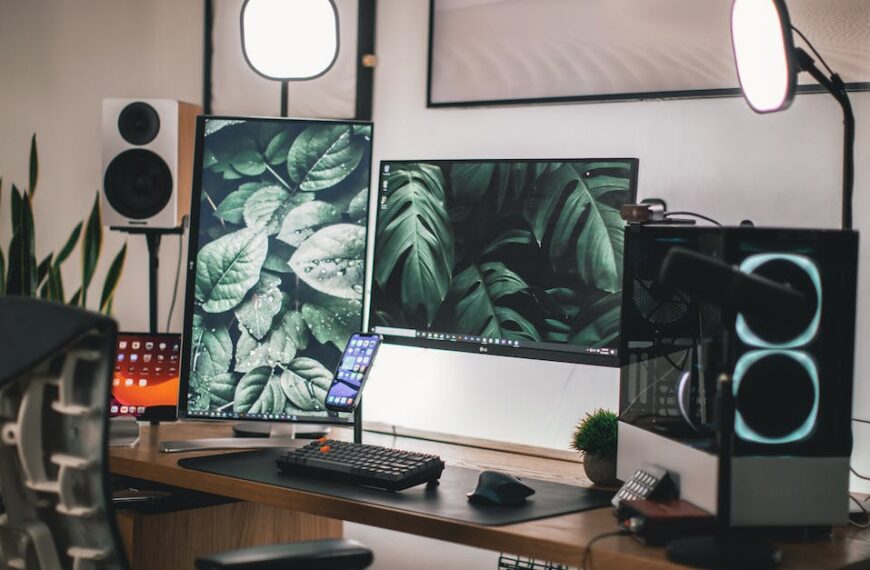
{"left": 125, "top": 378, "right": 134, "bottom": 387}
{"left": 159, "top": 342, "right": 167, "bottom": 350}
{"left": 139, "top": 379, "right": 148, "bottom": 387}
{"left": 120, "top": 406, "right": 129, "bottom": 414}
{"left": 132, "top": 342, "right": 140, "bottom": 350}
{"left": 113, "top": 378, "right": 121, "bottom": 387}
{"left": 145, "top": 342, "right": 154, "bottom": 350}
{"left": 143, "top": 354, "right": 152, "bottom": 363}
{"left": 117, "top": 354, "right": 125, "bottom": 362}
{"left": 119, "top": 341, "right": 127, "bottom": 350}
{"left": 130, "top": 354, "right": 139, "bottom": 362}
{"left": 110, "top": 405, "right": 119, "bottom": 414}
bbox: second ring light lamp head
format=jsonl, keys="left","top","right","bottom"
{"left": 241, "top": 0, "right": 340, "bottom": 81}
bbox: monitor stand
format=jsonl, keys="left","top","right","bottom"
{"left": 159, "top": 423, "right": 322, "bottom": 454}
{"left": 232, "top": 422, "right": 329, "bottom": 439}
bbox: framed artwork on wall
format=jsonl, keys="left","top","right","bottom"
{"left": 427, "top": 0, "right": 870, "bottom": 108}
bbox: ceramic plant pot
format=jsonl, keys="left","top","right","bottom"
{"left": 583, "top": 453, "right": 618, "bottom": 486}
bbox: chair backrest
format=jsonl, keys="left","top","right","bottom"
{"left": 0, "top": 297, "right": 127, "bottom": 570}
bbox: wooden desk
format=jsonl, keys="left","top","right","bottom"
{"left": 110, "top": 422, "right": 870, "bottom": 569}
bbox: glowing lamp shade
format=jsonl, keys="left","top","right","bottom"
{"left": 731, "top": 0, "right": 797, "bottom": 113}
{"left": 241, "top": 0, "right": 339, "bottom": 81}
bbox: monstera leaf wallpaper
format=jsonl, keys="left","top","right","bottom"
{"left": 371, "top": 160, "right": 636, "bottom": 351}
{"left": 187, "top": 118, "right": 372, "bottom": 419}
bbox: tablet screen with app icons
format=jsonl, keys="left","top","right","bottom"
{"left": 110, "top": 332, "right": 181, "bottom": 421}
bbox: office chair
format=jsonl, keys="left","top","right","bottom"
{"left": 0, "top": 297, "right": 372, "bottom": 570}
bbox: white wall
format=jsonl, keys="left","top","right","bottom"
{"left": 364, "top": 0, "right": 870, "bottom": 493}
{"left": 2, "top": 0, "right": 869, "bottom": 511}
{"left": 0, "top": 0, "right": 201, "bottom": 334}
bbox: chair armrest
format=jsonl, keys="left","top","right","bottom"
{"left": 195, "top": 539, "right": 373, "bottom": 570}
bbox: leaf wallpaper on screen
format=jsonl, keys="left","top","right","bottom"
{"left": 188, "top": 119, "right": 371, "bottom": 418}
{"left": 372, "top": 160, "right": 634, "bottom": 349}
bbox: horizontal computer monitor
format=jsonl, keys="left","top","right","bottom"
{"left": 369, "top": 158, "right": 639, "bottom": 366}
{"left": 179, "top": 115, "right": 373, "bottom": 425}
{"left": 110, "top": 332, "right": 181, "bottom": 421}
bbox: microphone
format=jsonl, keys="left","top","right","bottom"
{"left": 659, "top": 247, "right": 813, "bottom": 332}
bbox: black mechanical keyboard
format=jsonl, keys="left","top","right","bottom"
{"left": 276, "top": 439, "right": 445, "bottom": 491}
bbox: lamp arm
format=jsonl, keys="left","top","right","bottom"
{"left": 795, "top": 48, "right": 856, "bottom": 230}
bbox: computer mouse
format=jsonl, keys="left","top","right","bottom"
{"left": 467, "top": 470, "right": 535, "bottom": 506}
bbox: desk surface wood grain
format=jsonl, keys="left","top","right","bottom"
{"left": 110, "top": 422, "right": 870, "bottom": 569}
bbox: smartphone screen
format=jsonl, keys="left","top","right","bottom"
{"left": 325, "top": 333, "right": 382, "bottom": 412}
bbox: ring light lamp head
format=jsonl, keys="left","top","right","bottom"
{"left": 731, "top": 0, "right": 797, "bottom": 113}
{"left": 241, "top": 0, "right": 340, "bottom": 81}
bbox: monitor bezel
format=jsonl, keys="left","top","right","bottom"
{"left": 178, "top": 114, "right": 375, "bottom": 425}
{"left": 368, "top": 157, "right": 639, "bottom": 368}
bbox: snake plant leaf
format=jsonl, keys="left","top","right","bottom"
{"left": 10, "top": 185, "right": 23, "bottom": 237}
{"left": 47, "top": 265, "right": 64, "bottom": 303}
{"left": 289, "top": 224, "right": 366, "bottom": 300}
{"left": 191, "top": 314, "right": 233, "bottom": 380}
{"left": 287, "top": 124, "right": 364, "bottom": 191}
{"left": 203, "top": 148, "right": 219, "bottom": 169}
{"left": 195, "top": 227, "right": 268, "bottom": 313}
{"left": 29, "top": 135, "right": 38, "bottom": 197}
{"left": 262, "top": 239, "right": 295, "bottom": 273}
{"left": 235, "top": 272, "right": 283, "bottom": 340}
{"left": 205, "top": 119, "right": 244, "bottom": 137}
{"left": 234, "top": 367, "right": 286, "bottom": 415}
{"left": 481, "top": 229, "right": 535, "bottom": 257}
{"left": 374, "top": 164, "right": 454, "bottom": 325}
{"left": 346, "top": 188, "right": 369, "bottom": 224}
{"left": 301, "top": 292, "right": 362, "bottom": 349}
{"left": 231, "top": 150, "right": 267, "bottom": 177}
{"left": 55, "top": 222, "right": 83, "bottom": 267}
{"left": 36, "top": 253, "right": 53, "bottom": 290}
{"left": 0, "top": 248, "right": 5, "bottom": 295}
{"left": 279, "top": 357, "right": 333, "bottom": 412}
{"left": 99, "top": 244, "right": 127, "bottom": 314}
{"left": 523, "top": 162, "right": 631, "bottom": 293}
{"left": 277, "top": 201, "right": 341, "bottom": 248}
{"left": 215, "top": 182, "right": 269, "bottom": 224}
{"left": 7, "top": 188, "right": 37, "bottom": 297}
{"left": 243, "top": 185, "right": 312, "bottom": 235}
{"left": 264, "top": 129, "right": 294, "bottom": 165}
{"left": 450, "top": 262, "right": 538, "bottom": 341}
{"left": 80, "top": 194, "right": 103, "bottom": 307}
{"left": 568, "top": 292, "right": 622, "bottom": 347}
{"left": 68, "top": 288, "right": 81, "bottom": 306}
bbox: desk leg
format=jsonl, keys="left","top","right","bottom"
{"left": 116, "top": 502, "right": 342, "bottom": 570}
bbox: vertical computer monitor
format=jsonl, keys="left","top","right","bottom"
{"left": 178, "top": 116, "right": 373, "bottom": 426}
{"left": 369, "top": 158, "right": 638, "bottom": 366}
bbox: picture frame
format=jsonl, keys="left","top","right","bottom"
{"left": 427, "top": 0, "right": 870, "bottom": 108}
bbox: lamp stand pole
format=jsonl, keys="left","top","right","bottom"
{"left": 280, "top": 80, "right": 289, "bottom": 117}
{"left": 794, "top": 48, "right": 855, "bottom": 231}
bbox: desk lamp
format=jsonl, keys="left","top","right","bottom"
{"left": 731, "top": 0, "right": 855, "bottom": 229}
{"left": 241, "top": 0, "right": 340, "bottom": 117}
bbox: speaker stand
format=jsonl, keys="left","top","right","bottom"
{"left": 112, "top": 221, "right": 186, "bottom": 427}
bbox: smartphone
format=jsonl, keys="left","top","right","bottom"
{"left": 325, "top": 332, "right": 382, "bottom": 412}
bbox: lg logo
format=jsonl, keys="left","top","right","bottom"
{"left": 479, "top": 347, "right": 488, "bottom": 353}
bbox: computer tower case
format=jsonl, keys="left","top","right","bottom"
{"left": 617, "top": 224, "right": 858, "bottom": 527}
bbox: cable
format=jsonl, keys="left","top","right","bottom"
{"left": 581, "top": 530, "right": 628, "bottom": 570}
{"left": 663, "top": 211, "right": 723, "bottom": 227}
{"left": 850, "top": 494, "right": 870, "bottom": 528}
{"left": 791, "top": 25, "right": 835, "bottom": 77}
{"left": 165, "top": 229, "right": 184, "bottom": 332}
{"left": 854, "top": 418, "right": 870, "bottom": 425}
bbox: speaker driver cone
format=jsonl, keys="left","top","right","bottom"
{"left": 104, "top": 149, "right": 173, "bottom": 220}
{"left": 118, "top": 101, "right": 161, "bottom": 145}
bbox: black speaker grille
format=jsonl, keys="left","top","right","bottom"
{"left": 104, "top": 149, "right": 173, "bottom": 220}
{"left": 118, "top": 101, "right": 160, "bottom": 145}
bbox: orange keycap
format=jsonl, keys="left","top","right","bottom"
{"left": 317, "top": 437, "right": 328, "bottom": 443}
{"left": 320, "top": 446, "right": 331, "bottom": 453}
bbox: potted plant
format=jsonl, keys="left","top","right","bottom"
{"left": 571, "top": 408, "right": 618, "bottom": 486}
{"left": 1, "top": 135, "right": 126, "bottom": 311}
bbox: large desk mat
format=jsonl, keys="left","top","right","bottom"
{"left": 179, "top": 449, "right": 614, "bottom": 526}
